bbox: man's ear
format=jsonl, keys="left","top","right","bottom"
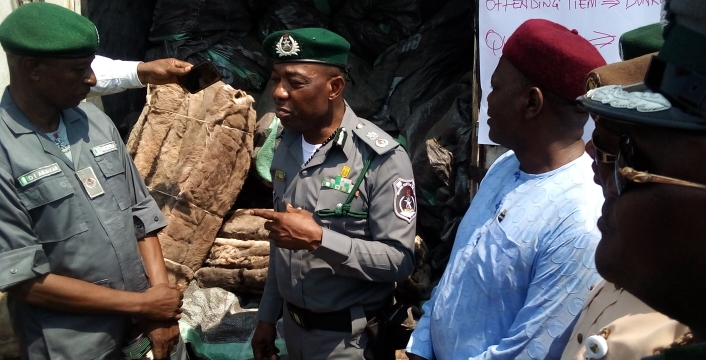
{"left": 328, "top": 75, "right": 345, "bottom": 100}
{"left": 525, "top": 87, "right": 544, "bottom": 120}
{"left": 20, "top": 57, "right": 43, "bottom": 82}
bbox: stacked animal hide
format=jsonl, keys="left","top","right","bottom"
{"left": 196, "top": 209, "right": 270, "bottom": 293}
{"left": 127, "top": 83, "right": 256, "bottom": 284}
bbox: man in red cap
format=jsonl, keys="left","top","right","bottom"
{"left": 406, "top": 19, "right": 606, "bottom": 360}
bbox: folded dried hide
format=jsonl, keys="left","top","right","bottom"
{"left": 128, "top": 83, "right": 256, "bottom": 274}
{"left": 164, "top": 258, "right": 195, "bottom": 287}
{"left": 195, "top": 267, "right": 268, "bottom": 294}
{"left": 206, "top": 238, "right": 270, "bottom": 269}
{"left": 218, "top": 208, "right": 270, "bottom": 240}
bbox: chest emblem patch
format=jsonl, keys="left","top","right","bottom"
{"left": 76, "top": 167, "right": 105, "bottom": 199}
{"left": 393, "top": 178, "right": 416, "bottom": 223}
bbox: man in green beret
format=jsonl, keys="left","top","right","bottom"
{"left": 250, "top": 28, "right": 416, "bottom": 360}
{"left": 0, "top": 3, "right": 187, "bottom": 359}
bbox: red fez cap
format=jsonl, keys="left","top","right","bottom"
{"left": 503, "top": 19, "right": 606, "bottom": 100}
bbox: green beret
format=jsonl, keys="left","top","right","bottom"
{"left": 263, "top": 28, "right": 349, "bottom": 68}
{"left": 0, "top": 2, "right": 98, "bottom": 58}
{"left": 619, "top": 23, "right": 663, "bottom": 61}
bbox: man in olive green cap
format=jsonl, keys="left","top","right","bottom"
{"left": 0, "top": 3, "right": 187, "bottom": 359}
{"left": 250, "top": 28, "right": 416, "bottom": 360}
{"left": 577, "top": 0, "right": 706, "bottom": 358}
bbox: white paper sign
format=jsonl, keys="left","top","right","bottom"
{"left": 478, "top": 0, "right": 663, "bottom": 144}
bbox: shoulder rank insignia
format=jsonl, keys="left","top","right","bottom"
{"left": 353, "top": 122, "right": 398, "bottom": 155}
{"left": 393, "top": 178, "right": 416, "bottom": 223}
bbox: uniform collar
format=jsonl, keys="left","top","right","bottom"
{"left": 280, "top": 102, "right": 360, "bottom": 168}
{"left": 0, "top": 87, "right": 84, "bottom": 135}
{"left": 0, "top": 88, "right": 87, "bottom": 170}
{"left": 338, "top": 103, "right": 361, "bottom": 161}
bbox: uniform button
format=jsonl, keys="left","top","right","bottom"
{"left": 577, "top": 333, "right": 583, "bottom": 344}
{"left": 585, "top": 335, "right": 609, "bottom": 358}
{"left": 10, "top": 269, "right": 17, "bottom": 274}
{"left": 106, "top": 163, "right": 114, "bottom": 169}
{"left": 60, "top": 181, "right": 68, "bottom": 187}
{"left": 301, "top": 170, "right": 308, "bottom": 176}
{"left": 356, "top": 123, "right": 364, "bottom": 129}
{"left": 154, "top": 216, "right": 160, "bottom": 222}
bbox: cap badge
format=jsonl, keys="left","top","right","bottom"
{"left": 276, "top": 34, "right": 300, "bottom": 57}
{"left": 586, "top": 85, "right": 671, "bottom": 113}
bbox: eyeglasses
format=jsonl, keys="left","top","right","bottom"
{"left": 614, "top": 135, "right": 706, "bottom": 195}
{"left": 591, "top": 134, "right": 706, "bottom": 195}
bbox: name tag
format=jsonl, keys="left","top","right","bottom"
{"left": 91, "top": 141, "right": 118, "bottom": 157}
{"left": 75, "top": 167, "right": 105, "bottom": 199}
{"left": 17, "top": 163, "right": 61, "bottom": 187}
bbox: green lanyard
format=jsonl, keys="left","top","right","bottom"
{"left": 316, "top": 151, "right": 376, "bottom": 219}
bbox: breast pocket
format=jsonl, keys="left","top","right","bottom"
{"left": 18, "top": 175, "right": 88, "bottom": 243}
{"left": 95, "top": 152, "right": 130, "bottom": 211}
{"left": 314, "top": 187, "right": 370, "bottom": 236}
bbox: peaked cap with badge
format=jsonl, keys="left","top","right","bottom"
{"left": 0, "top": 2, "right": 98, "bottom": 58}
{"left": 578, "top": 0, "right": 706, "bottom": 130}
{"left": 262, "top": 28, "right": 349, "bottom": 68}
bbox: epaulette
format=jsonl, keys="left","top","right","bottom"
{"left": 352, "top": 120, "right": 399, "bottom": 155}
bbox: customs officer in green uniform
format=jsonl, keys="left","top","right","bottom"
{"left": 251, "top": 28, "right": 417, "bottom": 360}
{"left": 0, "top": 4, "right": 186, "bottom": 359}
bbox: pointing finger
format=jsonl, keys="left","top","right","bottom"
{"left": 250, "top": 209, "right": 278, "bottom": 220}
